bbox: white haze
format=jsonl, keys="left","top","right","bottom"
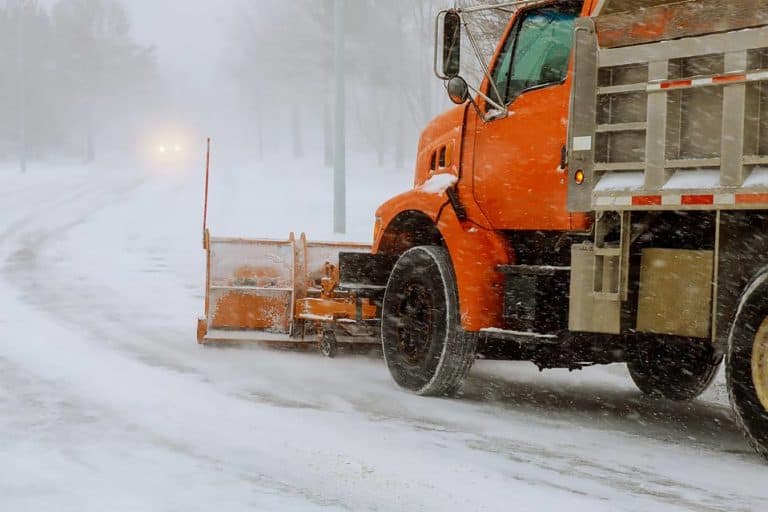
{"left": 5, "top": 0, "right": 472, "bottom": 169}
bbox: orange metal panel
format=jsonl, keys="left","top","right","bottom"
{"left": 472, "top": 84, "right": 576, "bottom": 230}
{"left": 197, "top": 317, "right": 207, "bottom": 343}
{"left": 373, "top": 189, "right": 510, "bottom": 332}
{"left": 595, "top": 0, "right": 768, "bottom": 49}
{"left": 295, "top": 298, "right": 377, "bottom": 322}
{"left": 210, "top": 292, "right": 292, "bottom": 333}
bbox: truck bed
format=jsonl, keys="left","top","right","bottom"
{"left": 568, "top": 0, "right": 768, "bottom": 211}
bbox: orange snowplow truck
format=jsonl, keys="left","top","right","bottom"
{"left": 199, "top": 0, "right": 768, "bottom": 458}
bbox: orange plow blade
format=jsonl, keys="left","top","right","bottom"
{"left": 197, "top": 232, "right": 379, "bottom": 350}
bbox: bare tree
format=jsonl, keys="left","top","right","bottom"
{"left": 229, "top": 1, "right": 515, "bottom": 169}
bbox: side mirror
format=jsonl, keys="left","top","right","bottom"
{"left": 446, "top": 76, "right": 469, "bottom": 104}
{"left": 442, "top": 11, "right": 461, "bottom": 78}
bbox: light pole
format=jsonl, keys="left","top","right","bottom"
{"left": 333, "top": 0, "right": 346, "bottom": 234}
{"left": 16, "top": 0, "right": 27, "bottom": 173}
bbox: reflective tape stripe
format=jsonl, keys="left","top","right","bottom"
{"left": 647, "top": 71, "right": 764, "bottom": 92}
{"left": 594, "top": 193, "right": 768, "bottom": 208}
{"left": 736, "top": 193, "right": 768, "bottom": 204}
{"left": 713, "top": 74, "right": 746, "bottom": 84}
{"left": 681, "top": 195, "right": 714, "bottom": 205}
{"left": 661, "top": 79, "right": 693, "bottom": 90}
{"left": 632, "top": 195, "right": 662, "bottom": 206}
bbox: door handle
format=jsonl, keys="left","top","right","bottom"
{"left": 560, "top": 144, "right": 567, "bottom": 170}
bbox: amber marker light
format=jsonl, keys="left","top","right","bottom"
{"left": 574, "top": 169, "right": 585, "bottom": 185}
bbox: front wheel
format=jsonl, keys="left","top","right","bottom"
{"left": 727, "top": 275, "right": 768, "bottom": 460}
{"left": 381, "top": 246, "right": 476, "bottom": 396}
{"left": 319, "top": 330, "right": 338, "bottom": 358}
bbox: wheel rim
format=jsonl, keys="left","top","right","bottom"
{"left": 752, "top": 317, "right": 768, "bottom": 410}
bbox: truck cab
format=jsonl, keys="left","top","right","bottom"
{"left": 374, "top": 0, "right": 598, "bottom": 336}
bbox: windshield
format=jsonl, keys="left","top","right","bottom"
{"left": 490, "top": 6, "right": 579, "bottom": 105}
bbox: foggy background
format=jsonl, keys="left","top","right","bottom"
{"left": 0, "top": 0, "right": 507, "bottom": 171}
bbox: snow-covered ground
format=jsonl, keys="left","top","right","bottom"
{"left": 0, "top": 156, "right": 766, "bottom": 511}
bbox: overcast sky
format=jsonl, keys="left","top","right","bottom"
{"left": 124, "top": 1, "right": 242, "bottom": 77}
{"left": 34, "top": 0, "right": 244, "bottom": 89}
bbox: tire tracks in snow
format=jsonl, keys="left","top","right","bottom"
{"left": 0, "top": 355, "right": 348, "bottom": 511}
{"left": 0, "top": 174, "right": 355, "bottom": 511}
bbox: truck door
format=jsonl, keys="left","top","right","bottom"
{"left": 472, "top": 1, "right": 581, "bottom": 231}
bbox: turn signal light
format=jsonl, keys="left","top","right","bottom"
{"left": 574, "top": 169, "right": 585, "bottom": 185}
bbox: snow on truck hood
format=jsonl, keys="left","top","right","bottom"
{"left": 420, "top": 173, "right": 458, "bottom": 194}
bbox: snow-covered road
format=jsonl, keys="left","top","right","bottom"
{"left": 1, "top": 159, "right": 766, "bottom": 511}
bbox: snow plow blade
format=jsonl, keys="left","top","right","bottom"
{"left": 197, "top": 231, "right": 380, "bottom": 351}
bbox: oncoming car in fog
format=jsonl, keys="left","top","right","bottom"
{"left": 140, "top": 128, "right": 196, "bottom": 171}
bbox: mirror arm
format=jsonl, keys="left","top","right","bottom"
{"left": 463, "top": 17, "right": 505, "bottom": 110}
{"left": 465, "top": 93, "right": 484, "bottom": 120}
{"left": 466, "top": 82, "right": 506, "bottom": 117}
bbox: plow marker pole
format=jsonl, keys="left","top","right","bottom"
{"left": 203, "top": 137, "right": 211, "bottom": 248}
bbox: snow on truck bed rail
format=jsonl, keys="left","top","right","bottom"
{"left": 595, "top": 168, "right": 768, "bottom": 192}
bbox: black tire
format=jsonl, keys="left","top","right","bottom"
{"left": 727, "top": 274, "right": 768, "bottom": 460}
{"left": 319, "top": 330, "right": 338, "bottom": 359}
{"left": 381, "top": 246, "right": 476, "bottom": 396}
{"left": 627, "top": 338, "right": 721, "bottom": 401}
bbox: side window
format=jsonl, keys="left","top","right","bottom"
{"left": 489, "top": 29, "right": 517, "bottom": 107}
{"left": 489, "top": 5, "right": 579, "bottom": 107}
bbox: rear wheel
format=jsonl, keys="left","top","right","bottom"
{"left": 727, "top": 276, "right": 768, "bottom": 460}
{"left": 381, "top": 246, "right": 476, "bottom": 396}
{"left": 627, "top": 338, "right": 721, "bottom": 401}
